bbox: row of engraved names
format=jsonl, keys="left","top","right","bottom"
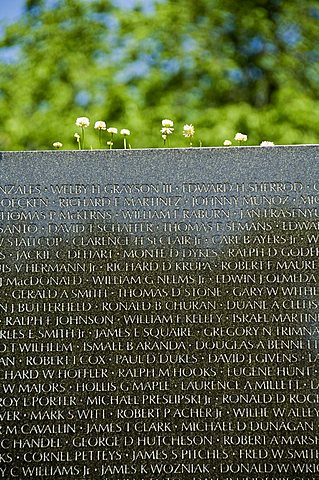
{"left": 2, "top": 463, "right": 319, "bottom": 480}
{"left": 1, "top": 258, "right": 317, "bottom": 276}
{"left": 0, "top": 180, "right": 314, "bottom": 196}
{"left": 2, "top": 442, "right": 319, "bottom": 465}
{"left": 1, "top": 377, "right": 319, "bottom": 398}
{"left": 1, "top": 349, "right": 319, "bottom": 366}
{"left": 1, "top": 217, "right": 319, "bottom": 238}
{"left": 0, "top": 299, "right": 318, "bottom": 315}
{"left": 1, "top": 231, "right": 317, "bottom": 250}
{"left": 3, "top": 311, "right": 319, "bottom": 326}
{"left": 2, "top": 336, "right": 319, "bottom": 352}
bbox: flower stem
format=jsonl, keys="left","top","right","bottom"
{"left": 123, "top": 136, "right": 127, "bottom": 149}
{"left": 99, "top": 130, "right": 102, "bottom": 149}
{"left": 81, "top": 127, "right": 85, "bottom": 150}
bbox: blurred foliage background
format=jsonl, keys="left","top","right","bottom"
{"left": 0, "top": 0, "right": 319, "bottom": 150}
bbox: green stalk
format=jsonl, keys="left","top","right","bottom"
{"left": 81, "top": 127, "right": 85, "bottom": 150}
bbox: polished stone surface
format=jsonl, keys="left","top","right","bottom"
{"left": 0, "top": 146, "right": 318, "bottom": 478}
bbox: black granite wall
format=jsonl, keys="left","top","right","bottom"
{"left": 0, "top": 147, "right": 318, "bottom": 479}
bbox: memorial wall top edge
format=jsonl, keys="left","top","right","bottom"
{"left": 1, "top": 143, "right": 319, "bottom": 154}
{"left": 0, "top": 145, "right": 317, "bottom": 186}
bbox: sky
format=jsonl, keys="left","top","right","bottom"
{"left": 0, "top": 0, "right": 155, "bottom": 62}
{"left": 0, "top": 0, "right": 24, "bottom": 25}
{"left": 0, "top": 0, "right": 155, "bottom": 26}
{"left": 0, "top": 0, "right": 24, "bottom": 62}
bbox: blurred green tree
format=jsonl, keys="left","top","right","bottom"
{"left": 0, "top": 0, "right": 319, "bottom": 149}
